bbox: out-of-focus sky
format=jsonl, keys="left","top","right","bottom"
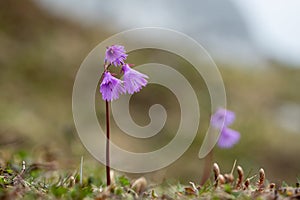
{"left": 232, "top": 0, "right": 300, "bottom": 66}
{"left": 35, "top": 0, "right": 300, "bottom": 66}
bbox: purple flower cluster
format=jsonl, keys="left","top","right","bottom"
{"left": 100, "top": 45, "right": 148, "bottom": 101}
{"left": 105, "top": 45, "right": 127, "bottom": 66}
{"left": 211, "top": 108, "right": 240, "bottom": 148}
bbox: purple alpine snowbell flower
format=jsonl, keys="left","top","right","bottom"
{"left": 122, "top": 64, "right": 149, "bottom": 94}
{"left": 217, "top": 127, "right": 240, "bottom": 148}
{"left": 211, "top": 108, "right": 236, "bottom": 129}
{"left": 211, "top": 108, "right": 240, "bottom": 148}
{"left": 100, "top": 72, "right": 125, "bottom": 101}
{"left": 105, "top": 45, "right": 127, "bottom": 66}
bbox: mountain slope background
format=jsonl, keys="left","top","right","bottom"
{"left": 0, "top": 0, "right": 299, "bottom": 184}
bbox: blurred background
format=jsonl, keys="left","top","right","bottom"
{"left": 0, "top": 0, "right": 299, "bottom": 184}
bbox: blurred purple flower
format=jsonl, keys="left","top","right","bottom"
{"left": 211, "top": 108, "right": 240, "bottom": 148}
{"left": 217, "top": 127, "right": 240, "bottom": 148}
{"left": 100, "top": 72, "right": 125, "bottom": 101}
{"left": 122, "top": 64, "right": 149, "bottom": 94}
{"left": 211, "top": 108, "right": 236, "bottom": 129}
{"left": 105, "top": 45, "right": 127, "bottom": 66}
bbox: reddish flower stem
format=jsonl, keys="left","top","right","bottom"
{"left": 105, "top": 100, "right": 111, "bottom": 186}
{"left": 200, "top": 150, "right": 213, "bottom": 185}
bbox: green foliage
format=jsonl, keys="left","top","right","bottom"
{"left": 116, "top": 175, "right": 130, "bottom": 187}
{"left": 50, "top": 186, "right": 68, "bottom": 198}
{"left": 0, "top": 176, "right": 5, "bottom": 185}
{"left": 281, "top": 181, "right": 289, "bottom": 187}
{"left": 224, "top": 184, "right": 232, "bottom": 193}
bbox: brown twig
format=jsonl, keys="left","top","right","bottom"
{"left": 212, "top": 163, "right": 220, "bottom": 188}
{"left": 131, "top": 177, "right": 147, "bottom": 195}
{"left": 243, "top": 174, "right": 257, "bottom": 190}
{"left": 257, "top": 168, "right": 265, "bottom": 191}
{"left": 269, "top": 183, "right": 275, "bottom": 191}
{"left": 236, "top": 165, "right": 244, "bottom": 189}
{"left": 224, "top": 160, "right": 236, "bottom": 184}
{"left": 244, "top": 178, "right": 250, "bottom": 190}
{"left": 213, "top": 163, "right": 220, "bottom": 182}
{"left": 218, "top": 174, "right": 225, "bottom": 185}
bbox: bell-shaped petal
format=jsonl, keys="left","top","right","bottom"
{"left": 100, "top": 72, "right": 125, "bottom": 101}
{"left": 217, "top": 127, "right": 240, "bottom": 148}
{"left": 105, "top": 45, "right": 127, "bottom": 66}
{"left": 122, "top": 64, "right": 148, "bottom": 94}
{"left": 211, "top": 108, "right": 236, "bottom": 129}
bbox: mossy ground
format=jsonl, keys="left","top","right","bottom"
{"left": 0, "top": 154, "right": 299, "bottom": 200}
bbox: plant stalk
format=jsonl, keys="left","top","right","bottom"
{"left": 200, "top": 150, "right": 213, "bottom": 185}
{"left": 105, "top": 100, "right": 111, "bottom": 186}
